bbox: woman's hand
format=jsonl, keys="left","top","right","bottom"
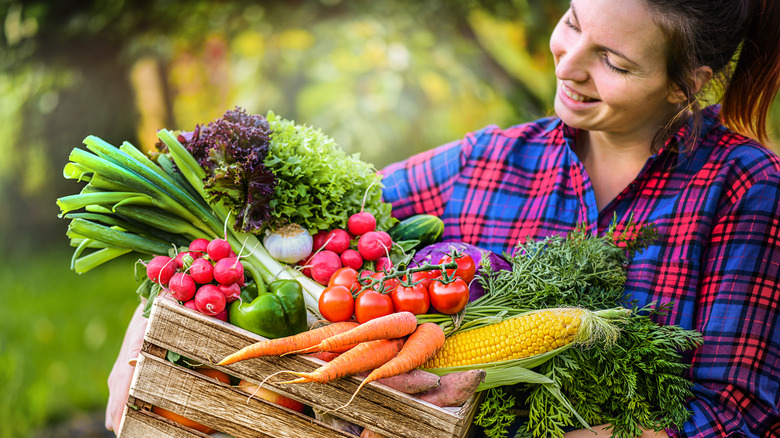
{"left": 104, "top": 302, "right": 148, "bottom": 434}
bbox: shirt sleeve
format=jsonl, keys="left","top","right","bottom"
{"left": 378, "top": 133, "right": 476, "bottom": 221}
{"left": 677, "top": 158, "right": 780, "bottom": 437}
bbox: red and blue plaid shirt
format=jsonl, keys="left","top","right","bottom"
{"left": 379, "top": 105, "right": 780, "bottom": 438}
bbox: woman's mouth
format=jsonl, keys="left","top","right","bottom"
{"left": 560, "top": 82, "right": 598, "bottom": 103}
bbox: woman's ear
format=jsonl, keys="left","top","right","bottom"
{"left": 667, "top": 66, "right": 714, "bottom": 105}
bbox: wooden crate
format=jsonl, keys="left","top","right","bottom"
{"left": 117, "top": 297, "right": 481, "bottom": 438}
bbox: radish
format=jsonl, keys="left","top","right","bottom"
{"left": 312, "top": 230, "right": 329, "bottom": 251}
{"left": 174, "top": 251, "right": 198, "bottom": 269}
{"left": 190, "top": 257, "right": 214, "bottom": 284}
{"left": 324, "top": 229, "right": 351, "bottom": 254}
{"left": 168, "top": 272, "right": 197, "bottom": 301}
{"left": 309, "top": 250, "right": 343, "bottom": 285}
{"left": 146, "top": 255, "right": 177, "bottom": 285}
{"left": 189, "top": 238, "right": 210, "bottom": 255}
{"left": 207, "top": 238, "right": 232, "bottom": 261}
{"left": 297, "top": 258, "right": 313, "bottom": 278}
{"left": 348, "top": 211, "right": 377, "bottom": 236}
{"left": 341, "top": 249, "right": 364, "bottom": 270}
{"left": 375, "top": 256, "right": 393, "bottom": 272}
{"left": 195, "top": 284, "right": 226, "bottom": 316}
{"left": 183, "top": 300, "right": 199, "bottom": 311}
{"left": 357, "top": 231, "right": 393, "bottom": 261}
{"left": 218, "top": 282, "right": 241, "bottom": 303}
{"left": 213, "top": 308, "right": 229, "bottom": 322}
{"left": 213, "top": 257, "right": 244, "bottom": 285}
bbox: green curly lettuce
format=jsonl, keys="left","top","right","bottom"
{"left": 264, "top": 111, "right": 395, "bottom": 233}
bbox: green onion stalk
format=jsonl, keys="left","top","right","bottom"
{"left": 57, "top": 131, "right": 325, "bottom": 323}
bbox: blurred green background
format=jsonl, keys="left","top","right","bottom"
{"left": 0, "top": 1, "right": 777, "bottom": 437}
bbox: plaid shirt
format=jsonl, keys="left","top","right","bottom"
{"left": 379, "top": 105, "right": 780, "bottom": 438}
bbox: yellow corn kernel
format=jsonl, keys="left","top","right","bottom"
{"left": 423, "top": 308, "right": 585, "bottom": 369}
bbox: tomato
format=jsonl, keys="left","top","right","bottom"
{"left": 369, "top": 271, "right": 399, "bottom": 293}
{"left": 195, "top": 366, "right": 232, "bottom": 384}
{"left": 439, "top": 253, "right": 477, "bottom": 284}
{"left": 318, "top": 285, "right": 355, "bottom": 322}
{"left": 354, "top": 290, "right": 394, "bottom": 323}
{"left": 152, "top": 406, "right": 215, "bottom": 434}
{"left": 407, "top": 269, "right": 442, "bottom": 290}
{"left": 390, "top": 283, "right": 430, "bottom": 315}
{"left": 429, "top": 278, "right": 470, "bottom": 314}
{"left": 328, "top": 267, "right": 360, "bottom": 292}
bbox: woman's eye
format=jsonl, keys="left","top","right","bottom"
{"left": 564, "top": 17, "right": 580, "bottom": 32}
{"left": 603, "top": 55, "right": 630, "bottom": 74}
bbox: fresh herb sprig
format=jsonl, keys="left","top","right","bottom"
{"left": 468, "top": 218, "right": 700, "bottom": 438}
{"left": 512, "top": 303, "right": 702, "bottom": 438}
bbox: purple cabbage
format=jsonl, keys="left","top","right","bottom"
{"left": 178, "top": 107, "right": 277, "bottom": 233}
{"left": 411, "top": 241, "right": 511, "bottom": 301}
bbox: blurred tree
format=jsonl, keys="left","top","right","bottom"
{"left": 1, "top": 0, "right": 571, "bottom": 254}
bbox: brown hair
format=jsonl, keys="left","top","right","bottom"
{"left": 645, "top": 0, "right": 780, "bottom": 145}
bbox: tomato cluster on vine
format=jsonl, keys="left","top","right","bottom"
{"left": 317, "top": 252, "right": 476, "bottom": 323}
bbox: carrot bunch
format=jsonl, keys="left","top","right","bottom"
{"left": 217, "top": 311, "right": 446, "bottom": 404}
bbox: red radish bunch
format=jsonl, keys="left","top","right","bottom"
{"left": 301, "top": 210, "right": 397, "bottom": 286}
{"left": 144, "top": 237, "right": 247, "bottom": 318}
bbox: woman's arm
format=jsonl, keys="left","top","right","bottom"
{"left": 104, "top": 302, "right": 148, "bottom": 433}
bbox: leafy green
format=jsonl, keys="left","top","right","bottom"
{"left": 264, "top": 111, "right": 395, "bottom": 233}
{"left": 171, "top": 107, "right": 277, "bottom": 233}
{"left": 475, "top": 387, "right": 518, "bottom": 438}
{"left": 464, "top": 218, "right": 701, "bottom": 438}
{"left": 481, "top": 219, "right": 659, "bottom": 311}
{"left": 511, "top": 304, "right": 702, "bottom": 438}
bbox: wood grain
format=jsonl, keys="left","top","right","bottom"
{"left": 120, "top": 297, "right": 480, "bottom": 438}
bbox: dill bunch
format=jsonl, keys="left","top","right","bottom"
{"left": 480, "top": 217, "right": 658, "bottom": 311}
{"left": 472, "top": 218, "right": 701, "bottom": 438}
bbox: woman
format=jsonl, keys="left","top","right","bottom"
{"left": 106, "top": 0, "right": 780, "bottom": 436}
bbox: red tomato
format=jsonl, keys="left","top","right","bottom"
{"left": 439, "top": 253, "right": 477, "bottom": 284}
{"left": 327, "top": 267, "right": 360, "bottom": 292}
{"left": 429, "top": 278, "right": 469, "bottom": 315}
{"left": 318, "top": 285, "right": 355, "bottom": 322}
{"left": 390, "top": 283, "right": 430, "bottom": 315}
{"left": 370, "top": 271, "right": 399, "bottom": 293}
{"left": 407, "top": 269, "right": 442, "bottom": 290}
{"left": 354, "top": 290, "right": 394, "bottom": 323}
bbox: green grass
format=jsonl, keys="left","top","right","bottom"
{"left": 0, "top": 247, "right": 140, "bottom": 437}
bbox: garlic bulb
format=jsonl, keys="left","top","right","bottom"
{"left": 263, "top": 224, "right": 314, "bottom": 264}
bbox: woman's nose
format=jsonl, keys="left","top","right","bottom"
{"left": 554, "top": 42, "right": 590, "bottom": 83}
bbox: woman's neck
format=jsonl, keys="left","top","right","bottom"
{"left": 576, "top": 130, "right": 654, "bottom": 211}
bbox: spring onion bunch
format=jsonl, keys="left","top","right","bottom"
{"left": 57, "top": 130, "right": 325, "bottom": 322}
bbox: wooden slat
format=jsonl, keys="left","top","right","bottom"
{"left": 129, "top": 353, "right": 356, "bottom": 438}
{"left": 118, "top": 405, "right": 210, "bottom": 438}
{"left": 122, "top": 297, "right": 478, "bottom": 438}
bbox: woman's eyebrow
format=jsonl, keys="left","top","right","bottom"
{"left": 570, "top": 1, "right": 641, "bottom": 67}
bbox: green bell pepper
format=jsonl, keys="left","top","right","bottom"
{"left": 229, "top": 278, "right": 308, "bottom": 339}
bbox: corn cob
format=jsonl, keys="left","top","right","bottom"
{"left": 424, "top": 307, "right": 614, "bottom": 369}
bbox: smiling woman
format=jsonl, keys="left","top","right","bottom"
{"left": 103, "top": 0, "right": 780, "bottom": 436}
{"left": 379, "top": 0, "right": 780, "bottom": 436}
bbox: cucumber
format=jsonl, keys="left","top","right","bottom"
{"left": 387, "top": 214, "right": 444, "bottom": 247}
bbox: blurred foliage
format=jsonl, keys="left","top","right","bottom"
{"left": 0, "top": 249, "right": 138, "bottom": 437}
{"left": 0, "top": 0, "right": 570, "bottom": 255}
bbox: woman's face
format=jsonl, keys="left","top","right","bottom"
{"left": 550, "top": 0, "right": 680, "bottom": 140}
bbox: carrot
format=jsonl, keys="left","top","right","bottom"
{"left": 338, "top": 323, "right": 445, "bottom": 409}
{"left": 217, "top": 321, "right": 358, "bottom": 365}
{"left": 280, "top": 338, "right": 405, "bottom": 384}
{"left": 294, "top": 311, "right": 418, "bottom": 355}
{"left": 307, "top": 351, "right": 342, "bottom": 362}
